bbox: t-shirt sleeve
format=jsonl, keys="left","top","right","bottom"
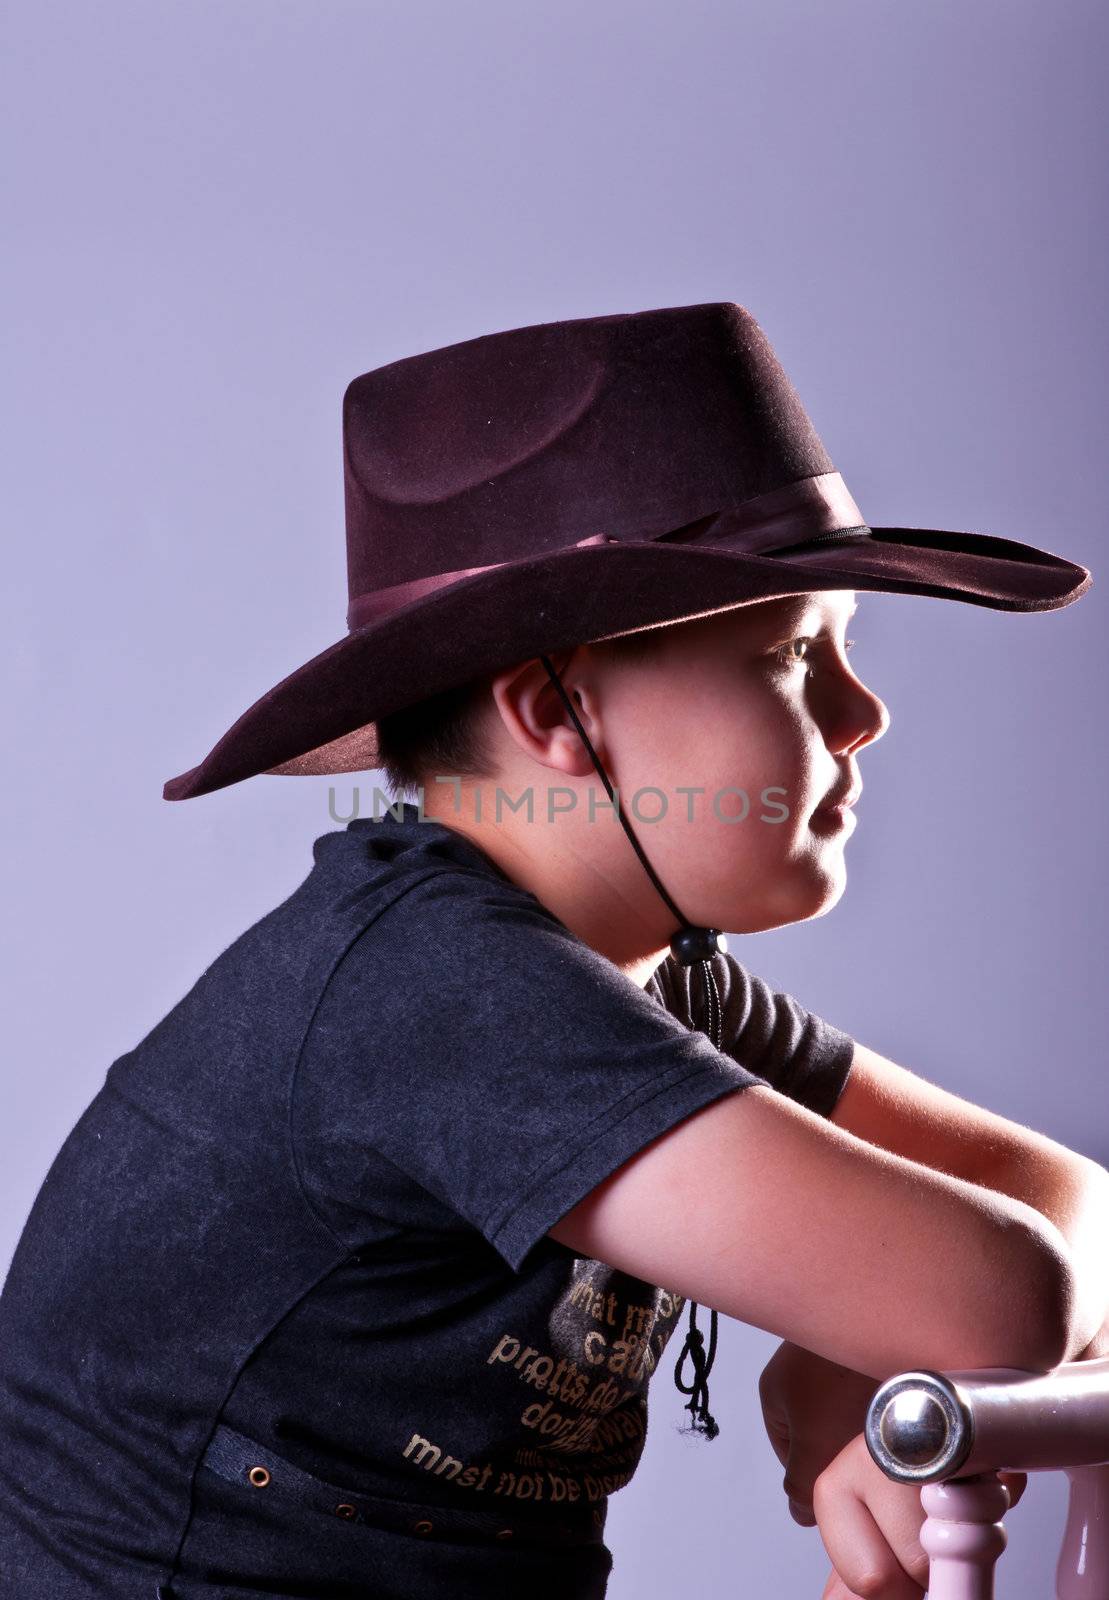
{"left": 648, "top": 951, "right": 856, "bottom": 1120}
{"left": 297, "top": 871, "right": 849, "bottom": 1274}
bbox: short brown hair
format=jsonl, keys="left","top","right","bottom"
{"left": 375, "top": 625, "right": 676, "bottom": 798}
{"left": 375, "top": 672, "right": 498, "bottom": 798}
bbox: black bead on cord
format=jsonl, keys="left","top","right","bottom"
{"left": 538, "top": 654, "right": 724, "bottom": 1440}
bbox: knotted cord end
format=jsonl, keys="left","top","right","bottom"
{"left": 673, "top": 1302, "right": 722, "bottom": 1441}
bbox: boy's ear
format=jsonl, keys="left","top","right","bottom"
{"left": 488, "top": 651, "right": 601, "bottom": 778}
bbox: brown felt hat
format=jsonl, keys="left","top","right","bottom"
{"left": 163, "top": 300, "right": 1092, "bottom": 802}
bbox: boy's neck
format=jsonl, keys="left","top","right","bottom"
{"left": 420, "top": 793, "right": 671, "bottom": 988}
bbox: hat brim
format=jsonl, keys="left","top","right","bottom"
{"left": 162, "top": 525, "right": 1091, "bottom": 801}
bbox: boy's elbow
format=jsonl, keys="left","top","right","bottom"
{"left": 999, "top": 1217, "right": 1079, "bottom": 1374}
{"left": 936, "top": 1213, "right": 1077, "bottom": 1377}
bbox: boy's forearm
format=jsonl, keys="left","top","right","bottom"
{"left": 973, "top": 1146, "right": 1109, "bottom": 1363}
{"left": 761, "top": 1142, "right": 1109, "bottom": 1517}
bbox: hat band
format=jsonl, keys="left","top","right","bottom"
{"left": 346, "top": 471, "right": 867, "bottom": 631}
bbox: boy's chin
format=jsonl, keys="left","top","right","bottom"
{"left": 696, "top": 845, "right": 849, "bottom": 934}
{"left": 801, "top": 863, "right": 849, "bottom": 922}
{"left": 740, "top": 860, "right": 848, "bottom": 932}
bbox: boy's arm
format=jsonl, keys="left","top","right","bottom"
{"left": 550, "top": 1081, "right": 1075, "bottom": 1382}
{"left": 830, "top": 1041, "right": 1109, "bottom": 1360}
{"left": 758, "top": 1043, "right": 1108, "bottom": 1533}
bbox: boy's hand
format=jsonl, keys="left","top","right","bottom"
{"left": 813, "top": 1433, "right": 929, "bottom": 1597}
{"left": 759, "top": 1339, "right": 1028, "bottom": 1596}
{"left": 757, "top": 1340, "right": 881, "bottom": 1525}
{"left": 1073, "top": 1310, "right": 1109, "bottom": 1361}
{"left": 813, "top": 1432, "right": 1027, "bottom": 1599}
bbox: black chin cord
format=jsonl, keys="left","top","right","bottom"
{"left": 538, "top": 654, "right": 724, "bottom": 1440}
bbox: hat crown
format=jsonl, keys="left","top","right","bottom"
{"left": 341, "top": 302, "right": 835, "bottom": 600}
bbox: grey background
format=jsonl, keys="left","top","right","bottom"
{"left": 3, "top": 0, "right": 1105, "bottom": 1590}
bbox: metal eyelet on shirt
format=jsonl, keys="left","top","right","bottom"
{"left": 413, "top": 1519, "right": 434, "bottom": 1536}
{"left": 247, "top": 1465, "right": 271, "bottom": 1488}
{"left": 334, "top": 1502, "right": 357, "bottom": 1520}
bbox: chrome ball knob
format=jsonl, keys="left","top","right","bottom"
{"left": 879, "top": 1389, "right": 951, "bottom": 1466}
{"left": 864, "top": 1371, "right": 972, "bottom": 1483}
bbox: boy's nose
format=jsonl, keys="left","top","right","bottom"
{"left": 862, "top": 689, "right": 892, "bottom": 746}
{"left": 833, "top": 678, "right": 891, "bottom": 755}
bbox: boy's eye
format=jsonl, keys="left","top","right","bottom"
{"left": 774, "top": 637, "right": 856, "bottom": 670}
{"left": 777, "top": 638, "right": 811, "bottom": 666}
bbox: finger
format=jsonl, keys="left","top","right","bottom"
{"left": 998, "top": 1470, "right": 1027, "bottom": 1510}
{"left": 813, "top": 1484, "right": 926, "bottom": 1600}
{"left": 760, "top": 1397, "right": 792, "bottom": 1470}
{"left": 823, "top": 1568, "right": 866, "bottom": 1600}
{"left": 786, "top": 1439, "right": 836, "bottom": 1510}
{"left": 782, "top": 1466, "right": 811, "bottom": 1514}
{"left": 765, "top": 1417, "right": 791, "bottom": 1470}
{"left": 788, "top": 1494, "right": 816, "bottom": 1527}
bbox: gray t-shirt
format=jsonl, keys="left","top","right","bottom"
{"left": 0, "top": 803, "right": 856, "bottom": 1599}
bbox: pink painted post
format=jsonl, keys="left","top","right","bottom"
{"left": 1057, "top": 1464, "right": 1109, "bottom": 1599}
{"left": 864, "top": 1358, "right": 1109, "bottom": 1596}
{"left": 919, "top": 1475, "right": 1010, "bottom": 1600}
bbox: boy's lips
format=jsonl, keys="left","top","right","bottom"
{"left": 816, "top": 780, "right": 862, "bottom": 814}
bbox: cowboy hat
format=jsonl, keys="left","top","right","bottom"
{"left": 163, "top": 301, "right": 1091, "bottom": 802}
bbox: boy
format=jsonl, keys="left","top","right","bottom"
{"left": 1, "top": 302, "right": 1105, "bottom": 1600}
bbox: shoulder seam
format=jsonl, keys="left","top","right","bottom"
{"left": 284, "top": 866, "right": 478, "bottom": 1250}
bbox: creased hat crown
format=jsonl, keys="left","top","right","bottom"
{"left": 342, "top": 302, "right": 835, "bottom": 601}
